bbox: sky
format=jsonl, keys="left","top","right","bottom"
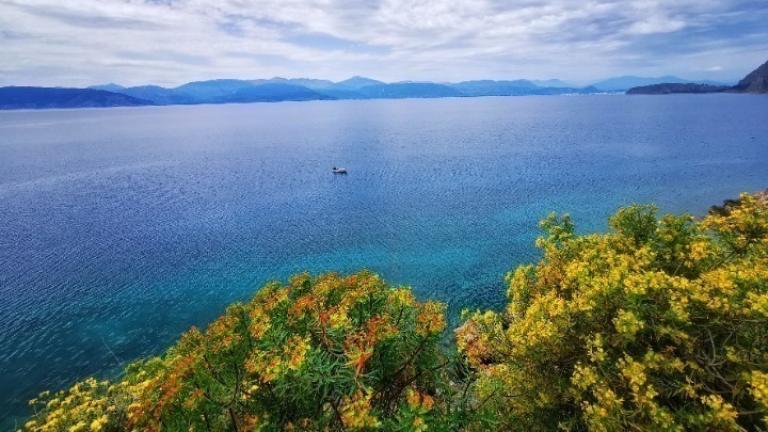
{"left": 1, "top": 0, "right": 767, "bottom": 87}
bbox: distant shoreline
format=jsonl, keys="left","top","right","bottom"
{"left": 0, "top": 91, "right": 753, "bottom": 112}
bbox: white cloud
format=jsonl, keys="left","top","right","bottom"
{"left": 0, "top": 0, "right": 766, "bottom": 86}
{"left": 626, "top": 17, "right": 687, "bottom": 35}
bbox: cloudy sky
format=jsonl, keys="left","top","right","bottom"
{"left": 1, "top": 0, "right": 767, "bottom": 87}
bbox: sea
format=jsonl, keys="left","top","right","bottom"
{"left": 1, "top": 94, "right": 767, "bottom": 426}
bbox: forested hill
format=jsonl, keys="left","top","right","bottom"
{"left": 0, "top": 87, "right": 153, "bottom": 109}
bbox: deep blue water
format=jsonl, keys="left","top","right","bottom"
{"left": 1, "top": 94, "right": 767, "bottom": 426}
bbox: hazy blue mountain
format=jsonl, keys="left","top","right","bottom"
{"left": 449, "top": 81, "right": 599, "bottom": 96}
{"left": 218, "top": 83, "right": 334, "bottom": 103}
{"left": 104, "top": 79, "right": 349, "bottom": 104}
{"left": 591, "top": 76, "right": 691, "bottom": 91}
{"left": 173, "top": 79, "right": 256, "bottom": 102}
{"left": 330, "top": 76, "right": 385, "bottom": 90}
{"left": 627, "top": 83, "right": 729, "bottom": 95}
{"left": 89, "top": 83, "right": 126, "bottom": 92}
{"left": 316, "top": 88, "right": 367, "bottom": 99}
{"left": 532, "top": 79, "right": 572, "bottom": 88}
{"left": 496, "top": 79, "right": 538, "bottom": 88}
{"left": 172, "top": 79, "right": 340, "bottom": 102}
{"left": 357, "top": 82, "right": 463, "bottom": 98}
{"left": 253, "top": 78, "right": 336, "bottom": 90}
{"left": 0, "top": 87, "right": 153, "bottom": 109}
{"left": 286, "top": 78, "right": 335, "bottom": 89}
{"left": 117, "top": 85, "right": 195, "bottom": 105}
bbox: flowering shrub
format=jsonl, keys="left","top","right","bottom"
{"left": 23, "top": 272, "right": 450, "bottom": 431}
{"left": 458, "top": 193, "right": 768, "bottom": 431}
{"left": 23, "top": 193, "right": 768, "bottom": 431}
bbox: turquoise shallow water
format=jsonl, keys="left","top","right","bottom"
{"left": 1, "top": 94, "right": 768, "bottom": 426}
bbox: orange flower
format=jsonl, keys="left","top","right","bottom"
{"left": 289, "top": 294, "right": 317, "bottom": 318}
{"left": 406, "top": 388, "right": 434, "bottom": 411}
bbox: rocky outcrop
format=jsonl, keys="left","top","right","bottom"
{"left": 731, "top": 60, "right": 768, "bottom": 93}
{"left": 709, "top": 190, "right": 768, "bottom": 216}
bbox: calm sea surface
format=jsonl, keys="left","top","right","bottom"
{"left": 1, "top": 95, "right": 767, "bottom": 425}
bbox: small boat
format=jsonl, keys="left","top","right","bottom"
{"left": 332, "top": 166, "right": 348, "bottom": 174}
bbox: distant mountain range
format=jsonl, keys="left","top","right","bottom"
{"left": 531, "top": 79, "right": 572, "bottom": 88}
{"left": 97, "top": 77, "right": 600, "bottom": 104}
{"left": 627, "top": 59, "right": 768, "bottom": 95}
{"left": 0, "top": 65, "right": 760, "bottom": 110}
{"left": 0, "top": 77, "right": 601, "bottom": 109}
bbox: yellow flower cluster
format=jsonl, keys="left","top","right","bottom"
{"left": 405, "top": 388, "right": 434, "bottom": 411}
{"left": 455, "top": 310, "right": 502, "bottom": 368}
{"left": 24, "top": 378, "right": 113, "bottom": 432}
{"left": 339, "top": 390, "right": 381, "bottom": 430}
{"left": 698, "top": 394, "right": 740, "bottom": 430}
{"left": 458, "top": 195, "right": 768, "bottom": 431}
{"left": 245, "top": 335, "right": 310, "bottom": 382}
{"left": 751, "top": 371, "right": 768, "bottom": 426}
{"left": 404, "top": 388, "right": 434, "bottom": 432}
{"left": 416, "top": 301, "right": 446, "bottom": 337}
{"left": 613, "top": 309, "right": 644, "bottom": 340}
{"left": 23, "top": 270, "right": 449, "bottom": 431}
{"left": 344, "top": 315, "right": 398, "bottom": 377}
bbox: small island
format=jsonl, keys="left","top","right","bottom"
{"left": 627, "top": 83, "right": 729, "bottom": 95}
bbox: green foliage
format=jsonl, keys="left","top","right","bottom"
{"left": 608, "top": 204, "right": 658, "bottom": 246}
{"left": 23, "top": 193, "right": 768, "bottom": 431}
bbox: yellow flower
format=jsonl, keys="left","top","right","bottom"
{"left": 701, "top": 394, "right": 739, "bottom": 427}
{"left": 89, "top": 415, "right": 107, "bottom": 431}
{"left": 339, "top": 391, "right": 380, "bottom": 430}
{"left": 613, "top": 309, "right": 644, "bottom": 339}
{"left": 68, "top": 421, "right": 86, "bottom": 432}
{"left": 416, "top": 301, "right": 446, "bottom": 337}
{"left": 750, "top": 371, "right": 768, "bottom": 410}
{"left": 689, "top": 240, "right": 709, "bottom": 261}
{"left": 571, "top": 363, "right": 598, "bottom": 391}
{"left": 406, "top": 388, "right": 434, "bottom": 411}
{"left": 285, "top": 336, "right": 310, "bottom": 370}
{"left": 389, "top": 288, "right": 416, "bottom": 308}
{"left": 412, "top": 416, "right": 427, "bottom": 432}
